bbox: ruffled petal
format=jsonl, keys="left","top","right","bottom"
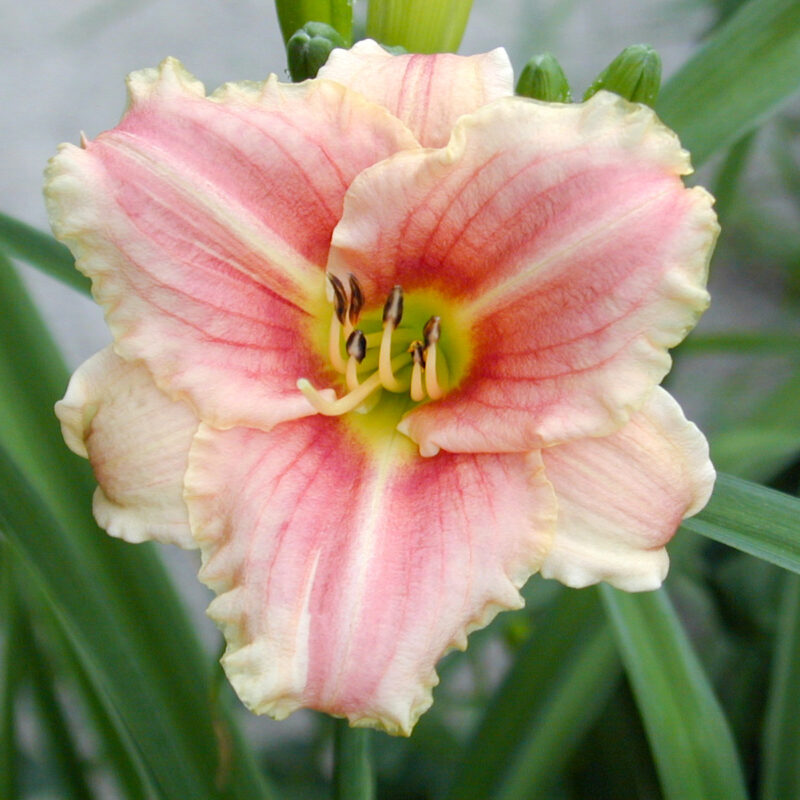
{"left": 45, "top": 59, "right": 417, "bottom": 431}
{"left": 540, "top": 387, "right": 715, "bottom": 591}
{"left": 185, "top": 417, "right": 556, "bottom": 734}
{"left": 319, "top": 39, "right": 513, "bottom": 147}
{"left": 329, "top": 92, "right": 718, "bottom": 454}
{"left": 55, "top": 347, "right": 198, "bottom": 548}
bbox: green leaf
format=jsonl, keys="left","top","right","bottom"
{"left": 682, "top": 473, "right": 800, "bottom": 573}
{"left": 18, "top": 550, "right": 155, "bottom": 800}
{"left": 761, "top": 573, "right": 800, "bottom": 800}
{"left": 0, "top": 253, "right": 272, "bottom": 800}
{"left": 19, "top": 597, "right": 97, "bottom": 800}
{"left": 711, "top": 130, "right": 758, "bottom": 220}
{"left": 0, "top": 211, "right": 90, "bottom": 296}
{"left": 600, "top": 586, "right": 748, "bottom": 800}
{"left": 679, "top": 330, "right": 800, "bottom": 355}
{"left": 658, "top": 0, "right": 800, "bottom": 166}
{"left": 333, "top": 721, "right": 374, "bottom": 800}
{"left": 447, "top": 588, "right": 619, "bottom": 800}
{"left": 0, "top": 542, "right": 21, "bottom": 800}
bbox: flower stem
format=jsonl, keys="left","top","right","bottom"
{"left": 333, "top": 719, "right": 375, "bottom": 800}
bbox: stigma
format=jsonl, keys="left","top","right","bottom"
{"left": 298, "top": 275, "right": 449, "bottom": 416}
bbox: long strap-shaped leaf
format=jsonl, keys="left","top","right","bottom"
{"left": 600, "top": 586, "right": 748, "bottom": 800}
{"left": 447, "top": 587, "right": 619, "bottom": 800}
{"left": 0, "top": 253, "right": 272, "bottom": 800}
{"left": 0, "top": 542, "right": 21, "bottom": 800}
{"left": 761, "top": 574, "right": 800, "bottom": 799}
{"left": 658, "top": 0, "right": 800, "bottom": 167}
{"left": 682, "top": 473, "right": 800, "bottom": 574}
{"left": 0, "top": 212, "right": 90, "bottom": 296}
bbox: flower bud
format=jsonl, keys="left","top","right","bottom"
{"left": 276, "top": 0, "right": 352, "bottom": 47}
{"left": 583, "top": 44, "right": 662, "bottom": 108}
{"left": 287, "top": 22, "right": 347, "bottom": 82}
{"left": 516, "top": 53, "right": 571, "bottom": 102}
{"left": 367, "top": 0, "right": 474, "bottom": 54}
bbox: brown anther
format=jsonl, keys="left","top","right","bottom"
{"left": 328, "top": 274, "right": 348, "bottom": 324}
{"left": 409, "top": 340, "right": 426, "bottom": 366}
{"left": 346, "top": 329, "right": 367, "bottom": 363}
{"left": 348, "top": 275, "right": 365, "bottom": 325}
{"left": 423, "top": 315, "right": 441, "bottom": 346}
{"left": 382, "top": 285, "right": 404, "bottom": 326}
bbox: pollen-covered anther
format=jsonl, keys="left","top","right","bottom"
{"left": 327, "top": 274, "right": 348, "bottom": 373}
{"left": 345, "top": 329, "right": 367, "bottom": 391}
{"left": 348, "top": 274, "right": 365, "bottom": 327}
{"left": 379, "top": 285, "right": 406, "bottom": 392}
{"left": 409, "top": 341, "right": 426, "bottom": 402}
{"left": 423, "top": 316, "right": 447, "bottom": 400}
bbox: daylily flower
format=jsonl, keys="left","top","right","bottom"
{"left": 47, "top": 41, "right": 718, "bottom": 735}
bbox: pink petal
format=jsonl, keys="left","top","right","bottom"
{"left": 45, "top": 58, "right": 417, "bottom": 431}
{"left": 318, "top": 39, "right": 513, "bottom": 147}
{"left": 540, "top": 387, "right": 715, "bottom": 591}
{"left": 55, "top": 347, "right": 198, "bottom": 548}
{"left": 330, "top": 92, "right": 719, "bottom": 454}
{"left": 185, "top": 417, "right": 556, "bottom": 734}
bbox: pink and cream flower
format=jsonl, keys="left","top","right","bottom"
{"left": 47, "top": 40, "right": 718, "bottom": 735}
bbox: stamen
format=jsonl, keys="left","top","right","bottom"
{"left": 328, "top": 314, "right": 347, "bottom": 373}
{"left": 383, "top": 285, "right": 404, "bottom": 326}
{"left": 298, "top": 352, "right": 411, "bottom": 416}
{"left": 409, "top": 341, "right": 426, "bottom": 402}
{"left": 348, "top": 275, "right": 365, "bottom": 326}
{"left": 379, "top": 286, "right": 405, "bottom": 392}
{"left": 345, "top": 329, "right": 366, "bottom": 391}
{"left": 423, "top": 316, "right": 447, "bottom": 400}
{"left": 423, "top": 315, "right": 440, "bottom": 347}
{"left": 328, "top": 274, "right": 347, "bottom": 324}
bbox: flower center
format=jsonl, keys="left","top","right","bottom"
{"left": 298, "top": 274, "right": 467, "bottom": 417}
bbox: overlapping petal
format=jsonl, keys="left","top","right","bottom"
{"left": 540, "top": 387, "right": 715, "bottom": 591}
{"left": 329, "top": 92, "right": 718, "bottom": 455}
{"left": 185, "top": 416, "right": 556, "bottom": 734}
{"left": 319, "top": 39, "right": 513, "bottom": 148}
{"left": 55, "top": 347, "right": 198, "bottom": 548}
{"left": 45, "top": 59, "right": 418, "bottom": 431}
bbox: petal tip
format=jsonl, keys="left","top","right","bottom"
{"left": 125, "top": 57, "right": 206, "bottom": 107}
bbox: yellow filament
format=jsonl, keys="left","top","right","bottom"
{"left": 424, "top": 342, "right": 448, "bottom": 400}
{"left": 346, "top": 356, "right": 361, "bottom": 392}
{"left": 298, "top": 353, "right": 411, "bottom": 416}
{"left": 410, "top": 361, "right": 426, "bottom": 402}
{"left": 328, "top": 316, "right": 347, "bottom": 373}
{"left": 379, "top": 323, "right": 405, "bottom": 392}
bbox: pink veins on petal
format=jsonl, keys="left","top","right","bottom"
{"left": 47, "top": 44, "right": 718, "bottom": 734}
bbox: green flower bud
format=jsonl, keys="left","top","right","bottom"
{"left": 583, "top": 44, "right": 662, "bottom": 108}
{"left": 287, "top": 21, "right": 347, "bottom": 82}
{"left": 367, "top": 0, "right": 474, "bottom": 54}
{"left": 276, "top": 0, "right": 352, "bottom": 47}
{"left": 516, "top": 53, "right": 572, "bottom": 103}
